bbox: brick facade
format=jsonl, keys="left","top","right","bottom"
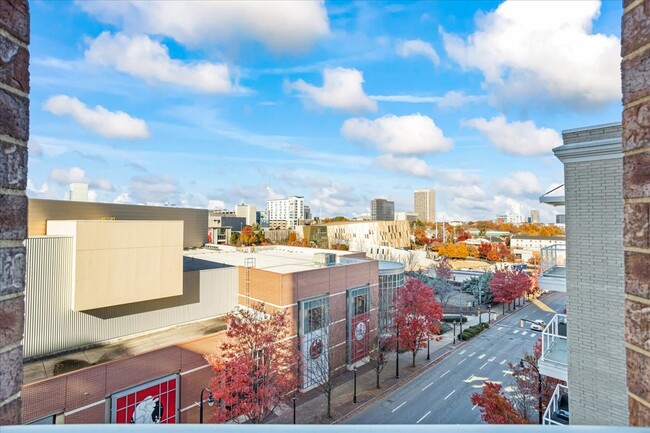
{"left": 622, "top": 0, "right": 650, "bottom": 426}
{"left": 0, "top": 0, "right": 28, "bottom": 425}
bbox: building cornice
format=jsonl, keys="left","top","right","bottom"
{"left": 553, "top": 138, "right": 622, "bottom": 163}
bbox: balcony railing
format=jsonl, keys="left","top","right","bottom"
{"left": 539, "top": 314, "right": 567, "bottom": 381}
{"left": 543, "top": 384, "right": 570, "bottom": 425}
{"left": 539, "top": 244, "right": 566, "bottom": 292}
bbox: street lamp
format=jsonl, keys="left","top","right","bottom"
{"left": 520, "top": 359, "right": 543, "bottom": 424}
{"left": 395, "top": 322, "right": 400, "bottom": 379}
{"left": 292, "top": 394, "right": 297, "bottom": 424}
{"left": 199, "top": 387, "right": 214, "bottom": 424}
{"left": 353, "top": 366, "right": 358, "bottom": 404}
{"left": 453, "top": 320, "right": 456, "bottom": 345}
{"left": 459, "top": 290, "right": 464, "bottom": 338}
{"left": 488, "top": 304, "right": 492, "bottom": 324}
{"left": 427, "top": 337, "right": 430, "bottom": 361}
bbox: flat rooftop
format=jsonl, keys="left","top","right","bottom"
{"left": 185, "top": 245, "right": 369, "bottom": 274}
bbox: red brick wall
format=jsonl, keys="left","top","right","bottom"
{"left": 622, "top": 0, "right": 650, "bottom": 426}
{"left": 0, "top": 0, "right": 29, "bottom": 425}
{"left": 22, "top": 332, "right": 225, "bottom": 424}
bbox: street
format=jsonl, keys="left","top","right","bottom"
{"left": 346, "top": 291, "right": 566, "bottom": 424}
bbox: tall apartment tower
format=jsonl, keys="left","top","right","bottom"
{"left": 371, "top": 198, "right": 395, "bottom": 221}
{"left": 414, "top": 189, "right": 435, "bottom": 223}
{"left": 266, "top": 195, "right": 304, "bottom": 229}
{"left": 235, "top": 203, "right": 256, "bottom": 226}
{"left": 530, "top": 209, "right": 540, "bottom": 223}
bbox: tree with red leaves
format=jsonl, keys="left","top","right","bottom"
{"left": 457, "top": 231, "right": 472, "bottom": 241}
{"left": 206, "top": 304, "right": 298, "bottom": 424}
{"left": 471, "top": 382, "right": 530, "bottom": 424}
{"left": 490, "top": 270, "right": 531, "bottom": 313}
{"left": 478, "top": 242, "right": 492, "bottom": 259}
{"left": 393, "top": 278, "right": 443, "bottom": 367}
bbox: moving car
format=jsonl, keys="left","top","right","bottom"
{"left": 530, "top": 319, "right": 545, "bottom": 332}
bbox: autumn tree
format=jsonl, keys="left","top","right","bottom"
{"left": 369, "top": 336, "right": 391, "bottom": 389}
{"left": 393, "top": 278, "right": 443, "bottom": 367}
{"left": 457, "top": 231, "right": 472, "bottom": 241}
{"left": 207, "top": 304, "right": 298, "bottom": 424}
{"left": 230, "top": 232, "right": 240, "bottom": 245}
{"left": 471, "top": 382, "right": 530, "bottom": 424}
{"left": 486, "top": 247, "right": 501, "bottom": 262}
{"left": 431, "top": 258, "right": 455, "bottom": 310}
{"left": 489, "top": 270, "right": 531, "bottom": 313}
{"left": 478, "top": 242, "right": 492, "bottom": 259}
{"left": 240, "top": 226, "right": 258, "bottom": 246}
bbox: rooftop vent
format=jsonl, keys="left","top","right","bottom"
{"left": 313, "top": 252, "right": 336, "bottom": 267}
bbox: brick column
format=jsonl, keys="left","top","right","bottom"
{"left": 621, "top": 0, "right": 650, "bottom": 427}
{"left": 0, "top": 0, "right": 29, "bottom": 425}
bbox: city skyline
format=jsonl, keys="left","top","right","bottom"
{"left": 28, "top": 1, "right": 621, "bottom": 221}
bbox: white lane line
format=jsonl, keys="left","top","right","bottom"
{"left": 440, "top": 370, "right": 450, "bottom": 378}
{"left": 444, "top": 390, "right": 456, "bottom": 400}
{"left": 488, "top": 357, "right": 496, "bottom": 362}
{"left": 479, "top": 362, "right": 488, "bottom": 370}
{"left": 422, "top": 382, "right": 434, "bottom": 391}
{"left": 503, "top": 370, "right": 513, "bottom": 377}
{"left": 478, "top": 354, "right": 486, "bottom": 359}
{"left": 498, "top": 327, "right": 504, "bottom": 331}
{"left": 417, "top": 411, "right": 432, "bottom": 424}
{"left": 460, "top": 350, "right": 467, "bottom": 355}
{"left": 522, "top": 331, "right": 528, "bottom": 336}
{"left": 499, "top": 359, "right": 506, "bottom": 365}
{"left": 531, "top": 333, "right": 537, "bottom": 338}
{"left": 466, "top": 374, "right": 473, "bottom": 381}
{"left": 458, "top": 358, "right": 466, "bottom": 365}
{"left": 513, "top": 330, "right": 519, "bottom": 334}
{"left": 392, "top": 402, "right": 406, "bottom": 412}
{"left": 469, "top": 352, "right": 476, "bottom": 357}
{"left": 472, "top": 404, "right": 478, "bottom": 411}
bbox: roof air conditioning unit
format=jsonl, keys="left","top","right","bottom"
{"left": 313, "top": 252, "right": 336, "bottom": 267}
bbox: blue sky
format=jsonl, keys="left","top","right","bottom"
{"left": 28, "top": 0, "right": 622, "bottom": 221}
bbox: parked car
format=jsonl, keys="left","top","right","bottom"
{"left": 530, "top": 319, "right": 545, "bottom": 331}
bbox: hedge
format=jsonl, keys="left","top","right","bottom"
{"left": 442, "top": 316, "right": 468, "bottom": 323}
{"left": 439, "top": 323, "right": 452, "bottom": 334}
{"left": 457, "top": 322, "right": 489, "bottom": 341}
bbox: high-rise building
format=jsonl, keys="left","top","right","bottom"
{"left": 414, "top": 189, "right": 435, "bottom": 223}
{"left": 394, "top": 211, "right": 418, "bottom": 222}
{"left": 235, "top": 203, "right": 256, "bottom": 226}
{"left": 266, "top": 195, "right": 304, "bottom": 229}
{"left": 371, "top": 198, "right": 395, "bottom": 221}
{"left": 68, "top": 183, "right": 88, "bottom": 202}
{"left": 304, "top": 205, "right": 312, "bottom": 221}
{"left": 530, "top": 209, "right": 540, "bottom": 223}
{"left": 495, "top": 212, "right": 525, "bottom": 224}
{"left": 556, "top": 214, "right": 566, "bottom": 224}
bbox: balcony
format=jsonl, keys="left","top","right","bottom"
{"left": 539, "top": 314, "right": 567, "bottom": 382}
{"left": 543, "top": 384, "right": 570, "bottom": 425}
{"left": 539, "top": 244, "right": 566, "bottom": 292}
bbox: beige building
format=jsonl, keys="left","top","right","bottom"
{"left": 414, "top": 188, "right": 435, "bottom": 223}
{"left": 301, "top": 220, "right": 411, "bottom": 251}
{"left": 235, "top": 203, "right": 256, "bottom": 226}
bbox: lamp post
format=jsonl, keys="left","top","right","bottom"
{"left": 520, "top": 359, "right": 543, "bottom": 424}
{"left": 427, "top": 337, "right": 430, "bottom": 361}
{"left": 459, "top": 290, "right": 464, "bottom": 339}
{"left": 199, "top": 387, "right": 214, "bottom": 424}
{"left": 453, "top": 321, "right": 456, "bottom": 345}
{"left": 353, "top": 366, "right": 358, "bottom": 404}
{"left": 478, "top": 279, "right": 482, "bottom": 324}
{"left": 395, "top": 322, "right": 400, "bottom": 379}
{"left": 292, "top": 395, "right": 297, "bottom": 424}
{"left": 488, "top": 304, "right": 492, "bottom": 324}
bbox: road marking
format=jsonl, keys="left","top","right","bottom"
{"left": 469, "top": 352, "right": 476, "bottom": 357}
{"left": 531, "top": 333, "right": 537, "bottom": 338}
{"left": 422, "top": 382, "right": 434, "bottom": 391}
{"left": 499, "top": 359, "right": 506, "bottom": 365}
{"left": 513, "top": 330, "right": 519, "bottom": 334}
{"left": 392, "top": 402, "right": 406, "bottom": 412}
{"left": 444, "top": 390, "right": 456, "bottom": 400}
{"left": 460, "top": 350, "right": 467, "bottom": 355}
{"left": 472, "top": 404, "right": 478, "bottom": 411}
{"left": 478, "top": 354, "right": 486, "bottom": 359}
{"left": 488, "top": 357, "right": 496, "bottom": 362}
{"left": 417, "top": 411, "right": 432, "bottom": 423}
{"left": 479, "top": 362, "right": 488, "bottom": 370}
{"left": 522, "top": 331, "right": 528, "bottom": 336}
{"left": 503, "top": 370, "right": 513, "bottom": 377}
{"left": 458, "top": 358, "right": 466, "bottom": 365}
{"left": 466, "top": 374, "right": 474, "bottom": 381}
{"left": 498, "top": 327, "right": 504, "bottom": 331}
{"left": 440, "top": 370, "right": 450, "bottom": 378}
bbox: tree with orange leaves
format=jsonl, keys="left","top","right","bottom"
{"left": 471, "top": 382, "right": 530, "bottom": 424}
{"left": 206, "top": 304, "right": 298, "bottom": 424}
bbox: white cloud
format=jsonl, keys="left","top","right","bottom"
{"left": 49, "top": 167, "right": 87, "bottom": 185}
{"left": 78, "top": 1, "right": 329, "bottom": 54}
{"left": 396, "top": 39, "right": 439, "bottom": 65}
{"left": 341, "top": 114, "right": 453, "bottom": 154}
{"left": 129, "top": 174, "right": 182, "bottom": 205}
{"left": 463, "top": 115, "right": 562, "bottom": 156}
{"left": 440, "top": 169, "right": 482, "bottom": 185}
{"left": 287, "top": 68, "right": 377, "bottom": 113}
{"left": 43, "top": 95, "right": 149, "bottom": 139}
{"left": 437, "top": 91, "right": 485, "bottom": 109}
{"left": 442, "top": 0, "right": 620, "bottom": 107}
{"left": 85, "top": 32, "right": 233, "bottom": 94}
{"left": 376, "top": 154, "right": 436, "bottom": 178}
{"left": 494, "top": 171, "right": 543, "bottom": 196}
{"left": 90, "top": 178, "right": 115, "bottom": 192}
{"left": 208, "top": 199, "right": 226, "bottom": 210}
{"left": 310, "top": 183, "right": 363, "bottom": 216}
{"left": 114, "top": 193, "right": 131, "bottom": 204}
{"left": 87, "top": 190, "right": 98, "bottom": 202}
{"left": 27, "top": 178, "right": 49, "bottom": 194}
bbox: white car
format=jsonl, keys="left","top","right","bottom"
{"left": 530, "top": 320, "right": 545, "bottom": 332}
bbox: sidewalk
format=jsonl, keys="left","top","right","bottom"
{"left": 271, "top": 309, "right": 514, "bottom": 424}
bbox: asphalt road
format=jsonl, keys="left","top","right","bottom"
{"left": 346, "top": 291, "right": 566, "bottom": 424}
